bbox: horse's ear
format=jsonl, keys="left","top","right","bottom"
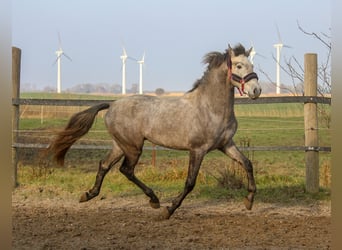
{"left": 227, "top": 44, "right": 235, "bottom": 57}
{"left": 227, "top": 44, "right": 233, "bottom": 69}
{"left": 246, "top": 47, "right": 253, "bottom": 57}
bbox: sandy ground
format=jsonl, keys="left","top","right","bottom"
{"left": 12, "top": 190, "right": 331, "bottom": 250}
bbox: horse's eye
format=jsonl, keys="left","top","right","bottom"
{"left": 237, "top": 65, "right": 242, "bottom": 69}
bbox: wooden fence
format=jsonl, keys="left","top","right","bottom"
{"left": 12, "top": 47, "right": 331, "bottom": 193}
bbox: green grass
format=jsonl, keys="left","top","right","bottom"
{"left": 16, "top": 152, "right": 331, "bottom": 205}
{"left": 235, "top": 103, "right": 304, "bottom": 117}
{"left": 16, "top": 146, "right": 331, "bottom": 205}
{"left": 19, "top": 118, "right": 70, "bottom": 130}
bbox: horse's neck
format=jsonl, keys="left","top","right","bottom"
{"left": 185, "top": 68, "right": 235, "bottom": 115}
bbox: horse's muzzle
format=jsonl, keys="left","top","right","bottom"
{"left": 250, "top": 86, "right": 262, "bottom": 99}
{"left": 243, "top": 77, "right": 261, "bottom": 99}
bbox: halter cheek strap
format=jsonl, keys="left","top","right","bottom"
{"left": 227, "top": 55, "right": 258, "bottom": 96}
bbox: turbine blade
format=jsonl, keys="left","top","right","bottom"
{"left": 127, "top": 56, "right": 137, "bottom": 61}
{"left": 256, "top": 52, "right": 267, "bottom": 59}
{"left": 52, "top": 57, "right": 59, "bottom": 66}
{"left": 275, "top": 23, "right": 283, "bottom": 43}
{"left": 58, "top": 31, "right": 62, "bottom": 49}
{"left": 63, "top": 53, "right": 72, "bottom": 61}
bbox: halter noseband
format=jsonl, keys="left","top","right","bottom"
{"left": 227, "top": 55, "right": 259, "bottom": 96}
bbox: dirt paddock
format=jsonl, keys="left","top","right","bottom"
{"left": 12, "top": 194, "right": 331, "bottom": 249}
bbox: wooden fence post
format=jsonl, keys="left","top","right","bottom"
{"left": 304, "top": 53, "right": 319, "bottom": 193}
{"left": 12, "top": 47, "right": 21, "bottom": 188}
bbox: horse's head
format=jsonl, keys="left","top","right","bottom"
{"left": 227, "top": 44, "right": 261, "bottom": 99}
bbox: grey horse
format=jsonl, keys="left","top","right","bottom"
{"left": 47, "top": 44, "right": 261, "bottom": 219}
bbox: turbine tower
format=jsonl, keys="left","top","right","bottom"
{"left": 137, "top": 52, "right": 145, "bottom": 95}
{"left": 120, "top": 47, "right": 128, "bottom": 95}
{"left": 273, "top": 43, "right": 283, "bottom": 95}
{"left": 273, "top": 24, "right": 291, "bottom": 95}
{"left": 54, "top": 32, "right": 71, "bottom": 93}
{"left": 55, "top": 48, "right": 63, "bottom": 93}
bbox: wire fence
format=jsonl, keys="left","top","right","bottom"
{"left": 11, "top": 47, "right": 332, "bottom": 193}
{"left": 13, "top": 96, "right": 331, "bottom": 155}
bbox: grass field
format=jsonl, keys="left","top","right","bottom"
{"left": 15, "top": 92, "right": 331, "bottom": 204}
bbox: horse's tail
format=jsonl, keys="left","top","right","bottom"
{"left": 47, "top": 102, "right": 110, "bottom": 166}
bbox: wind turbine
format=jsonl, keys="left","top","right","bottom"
{"left": 120, "top": 47, "right": 128, "bottom": 95}
{"left": 248, "top": 42, "right": 266, "bottom": 65}
{"left": 54, "top": 32, "right": 72, "bottom": 93}
{"left": 273, "top": 24, "right": 291, "bottom": 94}
{"left": 137, "top": 52, "right": 145, "bottom": 95}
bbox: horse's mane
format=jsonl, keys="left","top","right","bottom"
{"left": 188, "top": 44, "right": 247, "bottom": 92}
{"left": 203, "top": 43, "right": 247, "bottom": 69}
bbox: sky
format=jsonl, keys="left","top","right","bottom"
{"left": 12, "top": 0, "right": 331, "bottom": 92}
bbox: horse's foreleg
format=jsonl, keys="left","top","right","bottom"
{"left": 119, "top": 155, "right": 161, "bottom": 209}
{"left": 220, "top": 142, "right": 256, "bottom": 210}
{"left": 162, "top": 150, "right": 205, "bottom": 219}
{"left": 79, "top": 146, "right": 123, "bottom": 202}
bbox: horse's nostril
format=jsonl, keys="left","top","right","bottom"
{"left": 254, "top": 88, "right": 261, "bottom": 95}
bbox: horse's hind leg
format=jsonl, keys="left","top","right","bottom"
{"left": 79, "top": 143, "right": 123, "bottom": 202}
{"left": 220, "top": 141, "right": 256, "bottom": 210}
{"left": 119, "top": 152, "right": 160, "bottom": 209}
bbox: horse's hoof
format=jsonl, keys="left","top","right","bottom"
{"left": 149, "top": 200, "right": 160, "bottom": 209}
{"left": 79, "top": 192, "right": 90, "bottom": 203}
{"left": 155, "top": 207, "right": 171, "bottom": 220}
{"left": 243, "top": 197, "right": 253, "bottom": 210}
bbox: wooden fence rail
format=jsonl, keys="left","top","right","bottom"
{"left": 12, "top": 48, "right": 331, "bottom": 193}
{"left": 12, "top": 95, "right": 331, "bottom": 106}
